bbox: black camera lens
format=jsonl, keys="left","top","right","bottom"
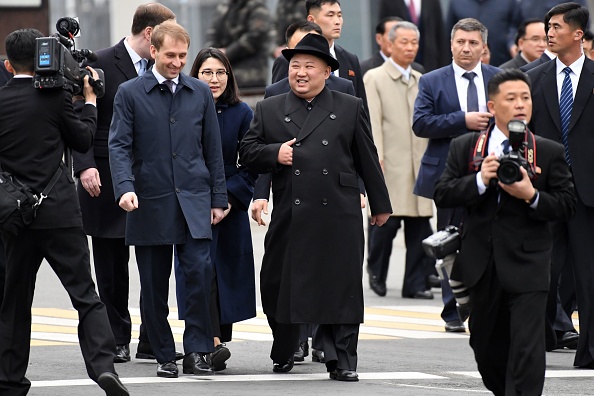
{"left": 497, "top": 158, "right": 522, "bottom": 185}
{"left": 56, "top": 17, "right": 80, "bottom": 37}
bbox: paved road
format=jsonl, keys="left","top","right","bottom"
{"left": 24, "top": 211, "right": 591, "bottom": 395}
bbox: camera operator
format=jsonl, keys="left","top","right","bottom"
{"left": 0, "top": 29, "right": 128, "bottom": 395}
{"left": 434, "top": 69, "right": 576, "bottom": 396}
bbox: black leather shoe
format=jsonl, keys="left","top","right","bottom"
{"left": 272, "top": 357, "right": 294, "bottom": 373}
{"left": 294, "top": 341, "right": 309, "bottom": 362}
{"left": 210, "top": 344, "right": 231, "bottom": 371}
{"left": 311, "top": 349, "right": 325, "bottom": 363}
{"left": 114, "top": 344, "right": 131, "bottom": 363}
{"left": 157, "top": 361, "right": 178, "bottom": 378}
{"left": 97, "top": 372, "right": 129, "bottom": 396}
{"left": 556, "top": 331, "right": 579, "bottom": 350}
{"left": 404, "top": 290, "right": 434, "bottom": 299}
{"left": 183, "top": 352, "right": 214, "bottom": 375}
{"left": 136, "top": 341, "right": 183, "bottom": 361}
{"left": 445, "top": 320, "right": 466, "bottom": 333}
{"left": 369, "top": 275, "right": 387, "bottom": 296}
{"left": 428, "top": 274, "right": 442, "bottom": 288}
{"left": 330, "top": 369, "right": 359, "bottom": 382}
{"left": 579, "top": 361, "right": 594, "bottom": 369}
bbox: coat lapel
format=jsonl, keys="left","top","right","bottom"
{"left": 570, "top": 57, "right": 594, "bottom": 133}
{"left": 443, "top": 65, "right": 461, "bottom": 112}
{"left": 542, "top": 61, "right": 562, "bottom": 133}
{"left": 284, "top": 92, "right": 306, "bottom": 136}
{"left": 296, "top": 87, "right": 332, "bottom": 142}
{"left": 114, "top": 39, "right": 140, "bottom": 81}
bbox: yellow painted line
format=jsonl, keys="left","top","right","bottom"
{"left": 30, "top": 340, "right": 73, "bottom": 346}
{"left": 32, "top": 324, "right": 77, "bottom": 334}
{"left": 359, "top": 334, "right": 400, "bottom": 340}
{"left": 363, "top": 320, "right": 445, "bottom": 332}
{"left": 364, "top": 307, "right": 441, "bottom": 319}
{"left": 232, "top": 324, "right": 273, "bottom": 334}
{"left": 32, "top": 308, "right": 78, "bottom": 319}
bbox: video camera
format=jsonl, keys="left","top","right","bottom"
{"left": 33, "top": 17, "right": 104, "bottom": 98}
{"left": 497, "top": 119, "right": 536, "bottom": 185}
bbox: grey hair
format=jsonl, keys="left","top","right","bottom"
{"left": 388, "top": 21, "right": 420, "bottom": 41}
{"left": 451, "top": 18, "right": 488, "bottom": 44}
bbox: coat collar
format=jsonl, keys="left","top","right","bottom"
{"left": 284, "top": 87, "right": 333, "bottom": 142}
{"left": 142, "top": 70, "right": 195, "bottom": 93}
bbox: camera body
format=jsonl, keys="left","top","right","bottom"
{"left": 422, "top": 225, "right": 461, "bottom": 260}
{"left": 496, "top": 120, "right": 535, "bottom": 184}
{"left": 33, "top": 17, "right": 104, "bottom": 98}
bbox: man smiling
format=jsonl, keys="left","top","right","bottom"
{"left": 109, "top": 21, "right": 227, "bottom": 378}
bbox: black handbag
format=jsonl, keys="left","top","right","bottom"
{"left": 0, "top": 164, "right": 62, "bottom": 237}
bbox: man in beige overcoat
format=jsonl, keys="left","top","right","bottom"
{"left": 364, "top": 21, "right": 434, "bottom": 298}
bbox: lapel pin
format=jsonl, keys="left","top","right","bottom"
{"left": 284, "top": 117, "right": 291, "bottom": 122}
{"left": 329, "top": 114, "right": 337, "bottom": 120}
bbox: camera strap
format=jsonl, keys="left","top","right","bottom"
{"left": 469, "top": 127, "right": 538, "bottom": 180}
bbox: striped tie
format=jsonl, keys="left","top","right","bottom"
{"left": 559, "top": 66, "right": 573, "bottom": 165}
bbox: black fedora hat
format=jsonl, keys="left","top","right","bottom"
{"left": 282, "top": 33, "right": 340, "bottom": 72}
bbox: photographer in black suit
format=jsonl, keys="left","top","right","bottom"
{"left": 434, "top": 69, "right": 575, "bottom": 395}
{"left": 73, "top": 2, "right": 176, "bottom": 363}
{"left": 0, "top": 29, "right": 128, "bottom": 395}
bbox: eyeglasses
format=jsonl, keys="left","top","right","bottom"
{"left": 199, "top": 70, "right": 229, "bottom": 80}
{"left": 523, "top": 36, "right": 547, "bottom": 43}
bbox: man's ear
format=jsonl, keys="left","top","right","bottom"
{"left": 4, "top": 59, "right": 15, "bottom": 75}
{"left": 487, "top": 100, "right": 495, "bottom": 114}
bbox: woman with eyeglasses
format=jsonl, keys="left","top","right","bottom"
{"left": 174, "top": 48, "right": 257, "bottom": 373}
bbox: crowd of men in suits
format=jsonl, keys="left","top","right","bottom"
{"left": 3, "top": 0, "right": 594, "bottom": 395}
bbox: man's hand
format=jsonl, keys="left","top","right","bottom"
{"left": 465, "top": 112, "right": 493, "bottom": 131}
{"left": 212, "top": 208, "right": 225, "bottom": 225}
{"left": 251, "top": 200, "right": 269, "bottom": 226}
{"left": 119, "top": 192, "right": 138, "bottom": 212}
{"left": 223, "top": 203, "right": 232, "bottom": 218}
{"left": 480, "top": 153, "right": 499, "bottom": 186}
{"left": 277, "top": 138, "right": 296, "bottom": 165}
{"left": 499, "top": 166, "right": 536, "bottom": 201}
{"left": 82, "top": 66, "right": 99, "bottom": 105}
{"left": 79, "top": 168, "right": 101, "bottom": 197}
{"left": 370, "top": 213, "right": 391, "bottom": 227}
{"left": 360, "top": 194, "right": 366, "bottom": 209}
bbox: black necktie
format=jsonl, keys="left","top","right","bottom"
{"left": 502, "top": 139, "right": 510, "bottom": 154}
{"left": 463, "top": 71, "right": 479, "bottom": 112}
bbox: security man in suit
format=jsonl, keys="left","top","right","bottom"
{"left": 240, "top": 33, "right": 392, "bottom": 382}
{"left": 0, "top": 61, "right": 11, "bottom": 309}
{"left": 527, "top": 2, "right": 594, "bottom": 368}
{"left": 435, "top": 68, "right": 575, "bottom": 396}
{"left": 73, "top": 2, "right": 176, "bottom": 363}
{"left": 0, "top": 28, "right": 129, "bottom": 396}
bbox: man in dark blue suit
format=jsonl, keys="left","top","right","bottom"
{"left": 73, "top": 2, "right": 176, "bottom": 364}
{"left": 109, "top": 21, "right": 227, "bottom": 378}
{"left": 413, "top": 18, "right": 500, "bottom": 333}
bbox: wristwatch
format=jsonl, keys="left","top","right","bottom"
{"left": 525, "top": 189, "right": 538, "bottom": 205}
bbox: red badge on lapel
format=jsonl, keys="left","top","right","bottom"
{"left": 348, "top": 69, "right": 355, "bottom": 77}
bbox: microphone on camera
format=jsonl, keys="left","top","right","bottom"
{"left": 78, "top": 49, "right": 98, "bottom": 62}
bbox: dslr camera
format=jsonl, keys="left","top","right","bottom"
{"left": 33, "top": 17, "right": 104, "bottom": 98}
{"left": 497, "top": 119, "right": 535, "bottom": 184}
{"left": 421, "top": 225, "right": 460, "bottom": 260}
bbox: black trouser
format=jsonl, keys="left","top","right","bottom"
{"left": 318, "top": 324, "right": 360, "bottom": 372}
{"left": 0, "top": 228, "right": 116, "bottom": 395}
{"left": 437, "top": 207, "right": 464, "bottom": 323}
{"left": 469, "top": 260, "right": 546, "bottom": 396}
{"left": 0, "top": 238, "right": 5, "bottom": 308}
{"left": 266, "top": 316, "right": 300, "bottom": 363}
{"left": 92, "top": 236, "right": 132, "bottom": 345}
{"left": 367, "top": 216, "right": 433, "bottom": 296}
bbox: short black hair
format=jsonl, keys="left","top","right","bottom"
{"left": 306, "top": 0, "right": 340, "bottom": 15}
{"left": 488, "top": 69, "right": 532, "bottom": 99}
{"left": 584, "top": 30, "right": 594, "bottom": 41}
{"left": 515, "top": 18, "right": 543, "bottom": 46}
{"left": 545, "top": 2, "right": 589, "bottom": 33}
{"left": 5, "top": 28, "right": 43, "bottom": 73}
{"left": 285, "top": 20, "right": 323, "bottom": 43}
{"left": 189, "top": 48, "right": 240, "bottom": 105}
{"left": 376, "top": 16, "right": 404, "bottom": 35}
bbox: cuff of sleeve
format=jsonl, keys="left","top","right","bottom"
{"left": 476, "top": 172, "right": 488, "bottom": 195}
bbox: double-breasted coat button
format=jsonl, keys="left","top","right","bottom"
{"left": 294, "top": 169, "right": 300, "bottom": 175}
{"left": 294, "top": 198, "right": 301, "bottom": 205}
{"left": 322, "top": 168, "right": 328, "bottom": 175}
{"left": 322, "top": 139, "right": 328, "bottom": 146}
{"left": 295, "top": 142, "right": 301, "bottom": 147}
{"left": 329, "top": 114, "right": 336, "bottom": 120}
{"left": 172, "top": 152, "right": 178, "bottom": 158}
{"left": 284, "top": 117, "right": 291, "bottom": 122}
{"left": 322, "top": 198, "right": 328, "bottom": 205}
